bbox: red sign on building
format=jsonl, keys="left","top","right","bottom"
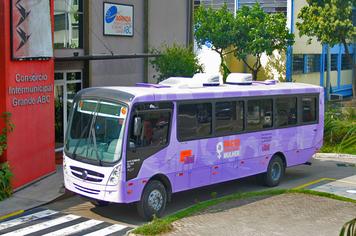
{"left": 1, "top": 0, "right": 55, "bottom": 189}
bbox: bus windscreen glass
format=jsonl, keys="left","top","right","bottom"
{"left": 65, "top": 99, "right": 127, "bottom": 164}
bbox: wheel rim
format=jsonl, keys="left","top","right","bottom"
{"left": 271, "top": 162, "right": 281, "bottom": 181}
{"left": 148, "top": 189, "right": 163, "bottom": 212}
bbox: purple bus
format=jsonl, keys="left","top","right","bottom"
{"left": 63, "top": 76, "right": 324, "bottom": 220}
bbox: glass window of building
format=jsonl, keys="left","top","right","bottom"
{"left": 306, "top": 55, "right": 321, "bottom": 73}
{"left": 55, "top": 71, "right": 82, "bottom": 150}
{"left": 54, "top": 0, "right": 83, "bottom": 49}
{"left": 341, "top": 54, "right": 354, "bottom": 70}
{"left": 292, "top": 55, "right": 304, "bottom": 74}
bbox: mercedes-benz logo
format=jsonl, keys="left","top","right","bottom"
{"left": 82, "top": 170, "right": 88, "bottom": 180}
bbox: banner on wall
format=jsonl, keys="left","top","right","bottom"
{"left": 11, "top": 0, "right": 53, "bottom": 60}
{"left": 104, "top": 3, "right": 134, "bottom": 36}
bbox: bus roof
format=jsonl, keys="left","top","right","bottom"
{"left": 79, "top": 82, "right": 323, "bottom": 103}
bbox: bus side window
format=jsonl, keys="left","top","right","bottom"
{"left": 302, "top": 97, "right": 317, "bottom": 123}
{"left": 178, "top": 103, "right": 212, "bottom": 141}
{"left": 247, "top": 99, "right": 273, "bottom": 131}
{"left": 276, "top": 97, "right": 297, "bottom": 127}
{"left": 215, "top": 101, "right": 244, "bottom": 135}
{"left": 130, "top": 112, "right": 170, "bottom": 148}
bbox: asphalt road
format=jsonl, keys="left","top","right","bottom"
{"left": 43, "top": 157, "right": 356, "bottom": 228}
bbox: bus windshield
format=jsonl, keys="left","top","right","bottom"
{"left": 65, "top": 99, "right": 128, "bottom": 164}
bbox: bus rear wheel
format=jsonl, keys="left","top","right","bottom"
{"left": 259, "top": 155, "right": 285, "bottom": 187}
{"left": 137, "top": 180, "right": 167, "bottom": 221}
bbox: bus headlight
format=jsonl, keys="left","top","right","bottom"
{"left": 63, "top": 158, "right": 68, "bottom": 175}
{"left": 107, "top": 164, "right": 121, "bottom": 186}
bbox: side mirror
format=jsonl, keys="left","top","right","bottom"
{"left": 133, "top": 117, "right": 142, "bottom": 136}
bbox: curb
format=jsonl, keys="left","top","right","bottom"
{"left": 314, "top": 153, "right": 356, "bottom": 159}
{"left": 0, "top": 209, "right": 24, "bottom": 222}
{"left": 0, "top": 188, "right": 72, "bottom": 223}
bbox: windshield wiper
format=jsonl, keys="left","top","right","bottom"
{"left": 71, "top": 103, "right": 99, "bottom": 159}
{"left": 90, "top": 124, "right": 103, "bottom": 166}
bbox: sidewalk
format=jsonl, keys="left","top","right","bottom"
{"left": 167, "top": 193, "right": 356, "bottom": 236}
{"left": 0, "top": 165, "right": 65, "bottom": 219}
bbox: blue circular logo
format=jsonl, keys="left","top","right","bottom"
{"left": 105, "top": 6, "right": 117, "bottom": 24}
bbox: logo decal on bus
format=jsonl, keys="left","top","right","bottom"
{"left": 180, "top": 150, "right": 195, "bottom": 164}
{"left": 216, "top": 139, "right": 241, "bottom": 159}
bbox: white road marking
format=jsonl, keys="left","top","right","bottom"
{"left": 1, "top": 214, "right": 81, "bottom": 236}
{"left": 0, "top": 210, "right": 57, "bottom": 231}
{"left": 83, "top": 224, "right": 128, "bottom": 236}
{"left": 42, "top": 219, "right": 103, "bottom": 236}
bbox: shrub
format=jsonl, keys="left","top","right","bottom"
{"left": 322, "top": 105, "right": 356, "bottom": 154}
{"left": 340, "top": 218, "right": 356, "bottom": 236}
{"left": 0, "top": 112, "right": 15, "bottom": 156}
{"left": 150, "top": 44, "right": 203, "bottom": 83}
{"left": 0, "top": 112, "right": 14, "bottom": 200}
{"left": 0, "top": 162, "right": 13, "bottom": 201}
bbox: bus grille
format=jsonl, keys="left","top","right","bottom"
{"left": 73, "top": 183, "right": 100, "bottom": 195}
{"left": 70, "top": 166, "right": 104, "bottom": 183}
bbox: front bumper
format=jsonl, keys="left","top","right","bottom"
{"left": 63, "top": 156, "right": 125, "bottom": 203}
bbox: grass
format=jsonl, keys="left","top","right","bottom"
{"left": 132, "top": 189, "right": 356, "bottom": 235}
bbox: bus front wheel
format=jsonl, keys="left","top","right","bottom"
{"left": 137, "top": 180, "right": 167, "bottom": 221}
{"left": 259, "top": 155, "right": 285, "bottom": 187}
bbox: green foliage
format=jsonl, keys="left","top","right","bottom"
{"left": 264, "top": 52, "right": 287, "bottom": 81}
{"left": 322, "top": 105, "right": 356, "bottom": 154}
{"left": 297, "top": 0, "right": 356, "bottom": 47}
{"left": 133, "top": 215, "right": 173, "bottom": 235}
{"left": 0, "top": 162, "right": 13, "bottom": 201}
{"left": 210, "top": 191, "right": 218, "bottom": 199}
{"left": 297, "top": 0, "right": 356, "bottom": 97}
{"left": 0, "top": 113, "right": 14, "bottom": 201}
{"left": 150, "top": 44, "right": 203, "bottom": 83}
{"left": 194, "top": 4, "right": 235, "bottom": 78}
{"left": 194, "top": 3, "right": 293, "bottom": 81}
{"left": 233, "top": 3, "right": 294, "bottom": 80}
{"left": 340, "top": 218, "right": 356, "bottom": 236}
{"left": 0, "top": 112, "right": 15, "bottom": 157}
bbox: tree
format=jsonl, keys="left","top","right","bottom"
{"left": 194, "top": 4, "right": 235, "bottom": 79}
{"left": 150, "top": 44, "right": 203, "bottom": 82}
{"left": 233, "top": 4, "right": 294, "bottom": 81}
{"left": 297, "top": 0, "right": 356, "bottom": 99}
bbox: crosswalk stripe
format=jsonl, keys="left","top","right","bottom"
{"left": 0, "top": 210, "right": 57, "bottom": 231}
{"left": 83, "top": 224, "right": 128, "bottom": 236}
{"left": 0, "top": 214, "right": 81, "bottom": 236}
{"left": 42, "top": 219, "right": 103, "bottom": 236}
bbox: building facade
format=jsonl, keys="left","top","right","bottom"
{"left": 195, "top": 0, "right": 354, "bottom": 98}
{"left": 286, "top": 0, "right": 354, "bottom": 97}
{"left": 53, "top": 0, "right": 193, "bottom": 151}
{"left": 194, "top": 0, "right": 287, "bottom": 13}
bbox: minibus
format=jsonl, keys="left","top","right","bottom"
{"left": 63, "top": 74, "right": 324, "bottom": 220}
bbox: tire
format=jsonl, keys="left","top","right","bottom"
{"left": 137, "top": 180, "right": 167, "bottom": 221}
{"left": 89, "top": 199, "right": 109, "bottom": 207}
{"left": 259, "top": 155, "right": 285, "bottom": 187}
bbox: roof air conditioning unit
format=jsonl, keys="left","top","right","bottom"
{"left": 192, "top": 73, "right": 222, "bottom": 86}
{"left": 226, "top": 73, "right": 253, "bottom": 85}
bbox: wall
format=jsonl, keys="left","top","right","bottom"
{"left": 0, "top": 0, "right": 55, "bottom": 189}
{"left": 88, "top": 0, "right": 145, "bottom": 86}
{"left": 147, "top": 0, "right": 190, "bottom": 83}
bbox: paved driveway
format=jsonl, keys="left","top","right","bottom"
{"left": 167, "top": 193, "right": 356, "bottom": 236}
